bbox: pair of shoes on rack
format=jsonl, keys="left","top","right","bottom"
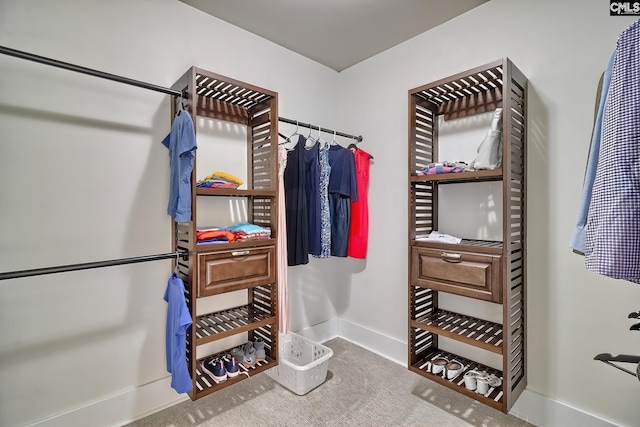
{"left": 201, "top": 354, "right": 240, "bottom": 383}
{"left": 230, "top": 337, "right": 267, "bottom": 369}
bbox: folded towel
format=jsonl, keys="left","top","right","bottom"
{"left": 203, "top": 171, "right": 243, "bottom": 186}
{"left": 416, "top": 231, "right": 461, "bottom": 244}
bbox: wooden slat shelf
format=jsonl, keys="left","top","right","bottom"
{"left": 410, "top": 349, "right": 503, "bottom": 411}
{"left": 415, "top": 64, "right": 503, "bottom": 100}
{"left": 411, "top": 238, "right": 503, "bottom": 254}
{"left": 195, "top": 304, "right": 275, "bottom": 345}
{"left": 410, "top": 169, "right": 503, "bottom": 183}
{"left": 412, "top": 309, "right": 503, "bottom": 354}
{"left": 196, "top": 188, "right": 276, "bottom": 197}
{"left": 194, "top": 354, "right": 276, "bottom": 400}
{"left": 194, "top": 71, "right": 274, "bottom": 110}
{"left": 195, "top": 238, "right": 276, "bottom": 253}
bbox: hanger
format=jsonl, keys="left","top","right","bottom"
{"left": 331, "top": 129, "right": 337, "bottom": 145}
{"left": 317, "top": 125, "right": 326, "bottom": 148}
{"left": 347, "top": 140, "right": 374, "bottom": 159}
{"left": 594, "top": 353, "right": 640, "bottom": 378}
{"left": 287, "top": 120, "right": 301, "bottom": 140}
{"left": 628, "top": 310, "right": 640, "bottom": 330}
{"left": 176, "top": 93, "right": 187, "bottom": 116}
{"left": 173, "top": 252, "right": 180, "bottom": 277}
{"left": 279, "top": 120, "right": 301, "bottom": 149}
{"left": 305, "top": 123, "right": 316, "bottom": 147}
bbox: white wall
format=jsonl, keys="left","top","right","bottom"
{"left": 0, "top": 1, "right": 341, "bottom": 426}
{"left": 337, "top": 1, "right": 640, "bottom": 426}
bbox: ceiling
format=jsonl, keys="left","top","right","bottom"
{"left": 180, "top": 0, "right": 489, "bottom": 72}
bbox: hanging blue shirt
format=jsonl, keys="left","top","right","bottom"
{"left": 328, "top": 144, "right": 358, "bottom": 201}
{"left": 164, "top": 273, "right": 193, "bottom": 394}
{"left": 162, "top": 111, "right": 197, "bottom": 222}
{"left": 570, "top": 51, "right": 615, "bottom": 253}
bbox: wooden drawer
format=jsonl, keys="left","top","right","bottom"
{"left": 411, "top": 247, "right": 502, "bottom": 303}
{"left": 198, "top": 246, "right": 275, "bottom": 296}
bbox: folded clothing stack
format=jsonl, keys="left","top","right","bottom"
{"left": 416, "top": 161, "right": 469, "bottom": 175}
{"left": 225, "top": 222, "right": 271, "bottom": 242}
{"left": 196, "top": 171, "right": 244, "bottom": 188}
{"left": 196, "top": 222, "right": 271, "bottom": 245}
{"left": 196, "top": 228, "right": 236, "bottom": 244}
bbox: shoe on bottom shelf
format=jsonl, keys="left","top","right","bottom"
{"left": 253, "top": 337, "right": 266, "bottom": 362}
{"left": 230, "top": 346, "right": 244, "bottom": 363}
{"left": 201, "top": 357, "right": 227, "bottom": 383}
{"left": 241, "top": 342, "right": 257, "bottom": 368}
{"left": 223, "top": 355, "right": 240, "bottom": 378}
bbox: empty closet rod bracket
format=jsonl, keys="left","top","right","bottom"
{"left": 0, "top": 45, "right": 186, "bottom": 98}
{"left": 0, "top": 251, "right": 189, "bottom": 281}
{"left": 278, "top": 117, "right": 363, "bottom": 142}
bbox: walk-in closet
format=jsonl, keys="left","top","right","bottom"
{"left": 2, "top": 2, "right": 640, "bottom": 427}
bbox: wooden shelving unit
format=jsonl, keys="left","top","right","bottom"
{"left": 407, "top": 58, "right": 527, "bottom": 413}
{"left": 170, "top": 67, "right": 280, "bottom": 400}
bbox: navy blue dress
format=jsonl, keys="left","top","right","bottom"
{"left": 327, "top": 144, "right": 358, "bottom": 257}
{"left": 284, "top": 135, "right": 309, "bottom": 266}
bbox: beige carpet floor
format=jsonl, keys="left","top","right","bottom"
{"left": 126, "top": 338, "right": 535, "bottom": 427}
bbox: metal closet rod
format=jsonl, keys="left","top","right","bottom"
{"left": 279, "top": 117, "right": 363, "bottom": 143}
{"left": 0, "top": 46, "right": 363, "bottom": 143}
{"left": 0, "top": 45, "right": 186, "bottom": 98}
{"left": 0, "top": 251, "right": 189, "bottom": 281}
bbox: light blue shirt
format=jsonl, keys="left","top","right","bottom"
{"left": 570, "top": 51, "right": 616, "bottom": 253}
{"left": 162, "top": 111, "right": 197, "bottom": 223}
{"left": 164, "top": 273, "right": 193, "bottom": 394}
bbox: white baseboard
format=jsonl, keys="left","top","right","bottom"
{"left": 294, "top": 317, "right": 340, "bottom": 343}
{"left": 510, "top": 389, "right": 618, "bottom": 427}
{"left": 27, "top": 319, "right": 618, "bottom": 427}
{"left": 26, "top": 376, "right": 188, "bottom": 427}
{"left": 337, "top": 318, "right": 407, "bottom": 366}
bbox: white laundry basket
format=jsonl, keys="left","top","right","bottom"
{"left": 266, "top": 332, "right": 333, "bottom": 395}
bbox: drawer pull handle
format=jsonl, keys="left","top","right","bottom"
{"left": 441, "top": 252, "right": 462, "bottom": 263}
{"left": 231, "top": 250, "right": 250, "bottom": 257}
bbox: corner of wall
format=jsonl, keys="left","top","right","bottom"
{"left": 293, "top": 317, "right": 340, "bottom": 343}
{"left": 336, "top": 318, "right": 407, "bottom": 366}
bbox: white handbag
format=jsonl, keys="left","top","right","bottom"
{"left": 473, "top": 108, "right": 503, "bottom": 170}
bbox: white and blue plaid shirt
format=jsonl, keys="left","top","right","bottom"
{"left": 585, "top": 19, "right": 640, "bottom": 284}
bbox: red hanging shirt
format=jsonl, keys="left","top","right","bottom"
{"left": 348, "top": 147, "right": 372, "bottom": 259}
